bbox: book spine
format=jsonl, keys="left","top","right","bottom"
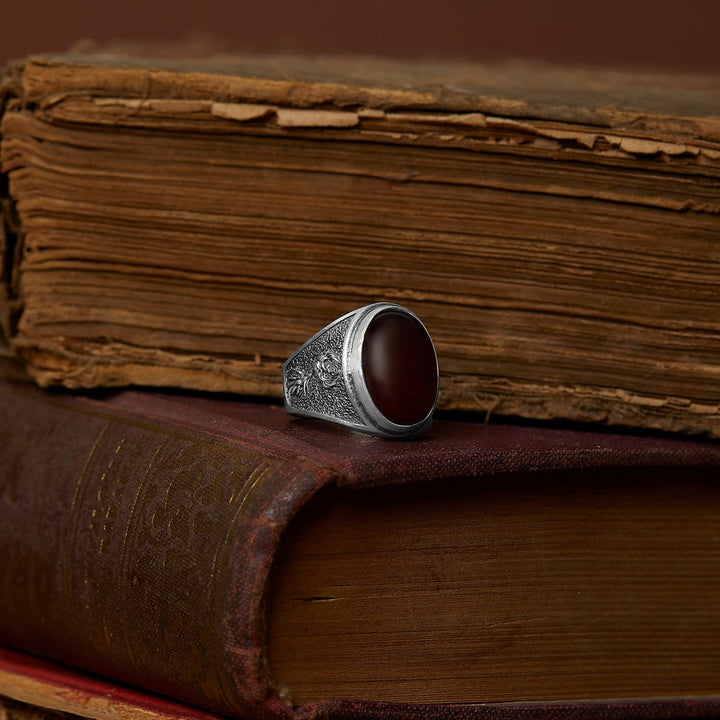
{"left": 0, "top": 64, "right": 24, "bottom": 347}
{"left": 0, "top": 381, "right": 316, "bottom": 720}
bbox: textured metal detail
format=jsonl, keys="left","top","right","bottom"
{"left": 283, "top": 317, "right": 361, "bottom": 425}
{"left": 315, "top": 352, "right": 342, "bottom": 388}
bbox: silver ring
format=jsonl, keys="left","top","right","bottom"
{"left": 282, "top": 303, "right": 439, "bottom": 438}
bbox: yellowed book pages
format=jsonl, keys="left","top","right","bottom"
{"left": 2, "top": 53, "right": 719, "bottom": 435}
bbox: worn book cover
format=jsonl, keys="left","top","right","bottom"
{"left": 1, "top": 365, "right": 720, "bottom": 719}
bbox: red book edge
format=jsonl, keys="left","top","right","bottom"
{"left": 0, "top": 647, "right": 228, "bottom": 720}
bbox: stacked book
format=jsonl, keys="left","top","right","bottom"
{"left": 1, "top": 52, "right": 720, "bottom": 720}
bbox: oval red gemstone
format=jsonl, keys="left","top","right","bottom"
{"left": 361, "top": 310, "right": 437, "bottom": 426}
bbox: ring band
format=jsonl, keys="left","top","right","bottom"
{"left": 282, "top": 303, "right": 439, "bottom": 438}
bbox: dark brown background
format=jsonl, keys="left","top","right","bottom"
{"left": 2, "top": 0, "right": 720, "bottom": 71}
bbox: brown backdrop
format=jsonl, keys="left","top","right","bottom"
{"left": 2, "top": 0, "right": 720, "bottom": 70}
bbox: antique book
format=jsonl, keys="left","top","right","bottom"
{"left": 1, "top": 53, "right": 719, "bottom": 437}
{"left": 2, "top": 365, "right": 720, "bottom": 719}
